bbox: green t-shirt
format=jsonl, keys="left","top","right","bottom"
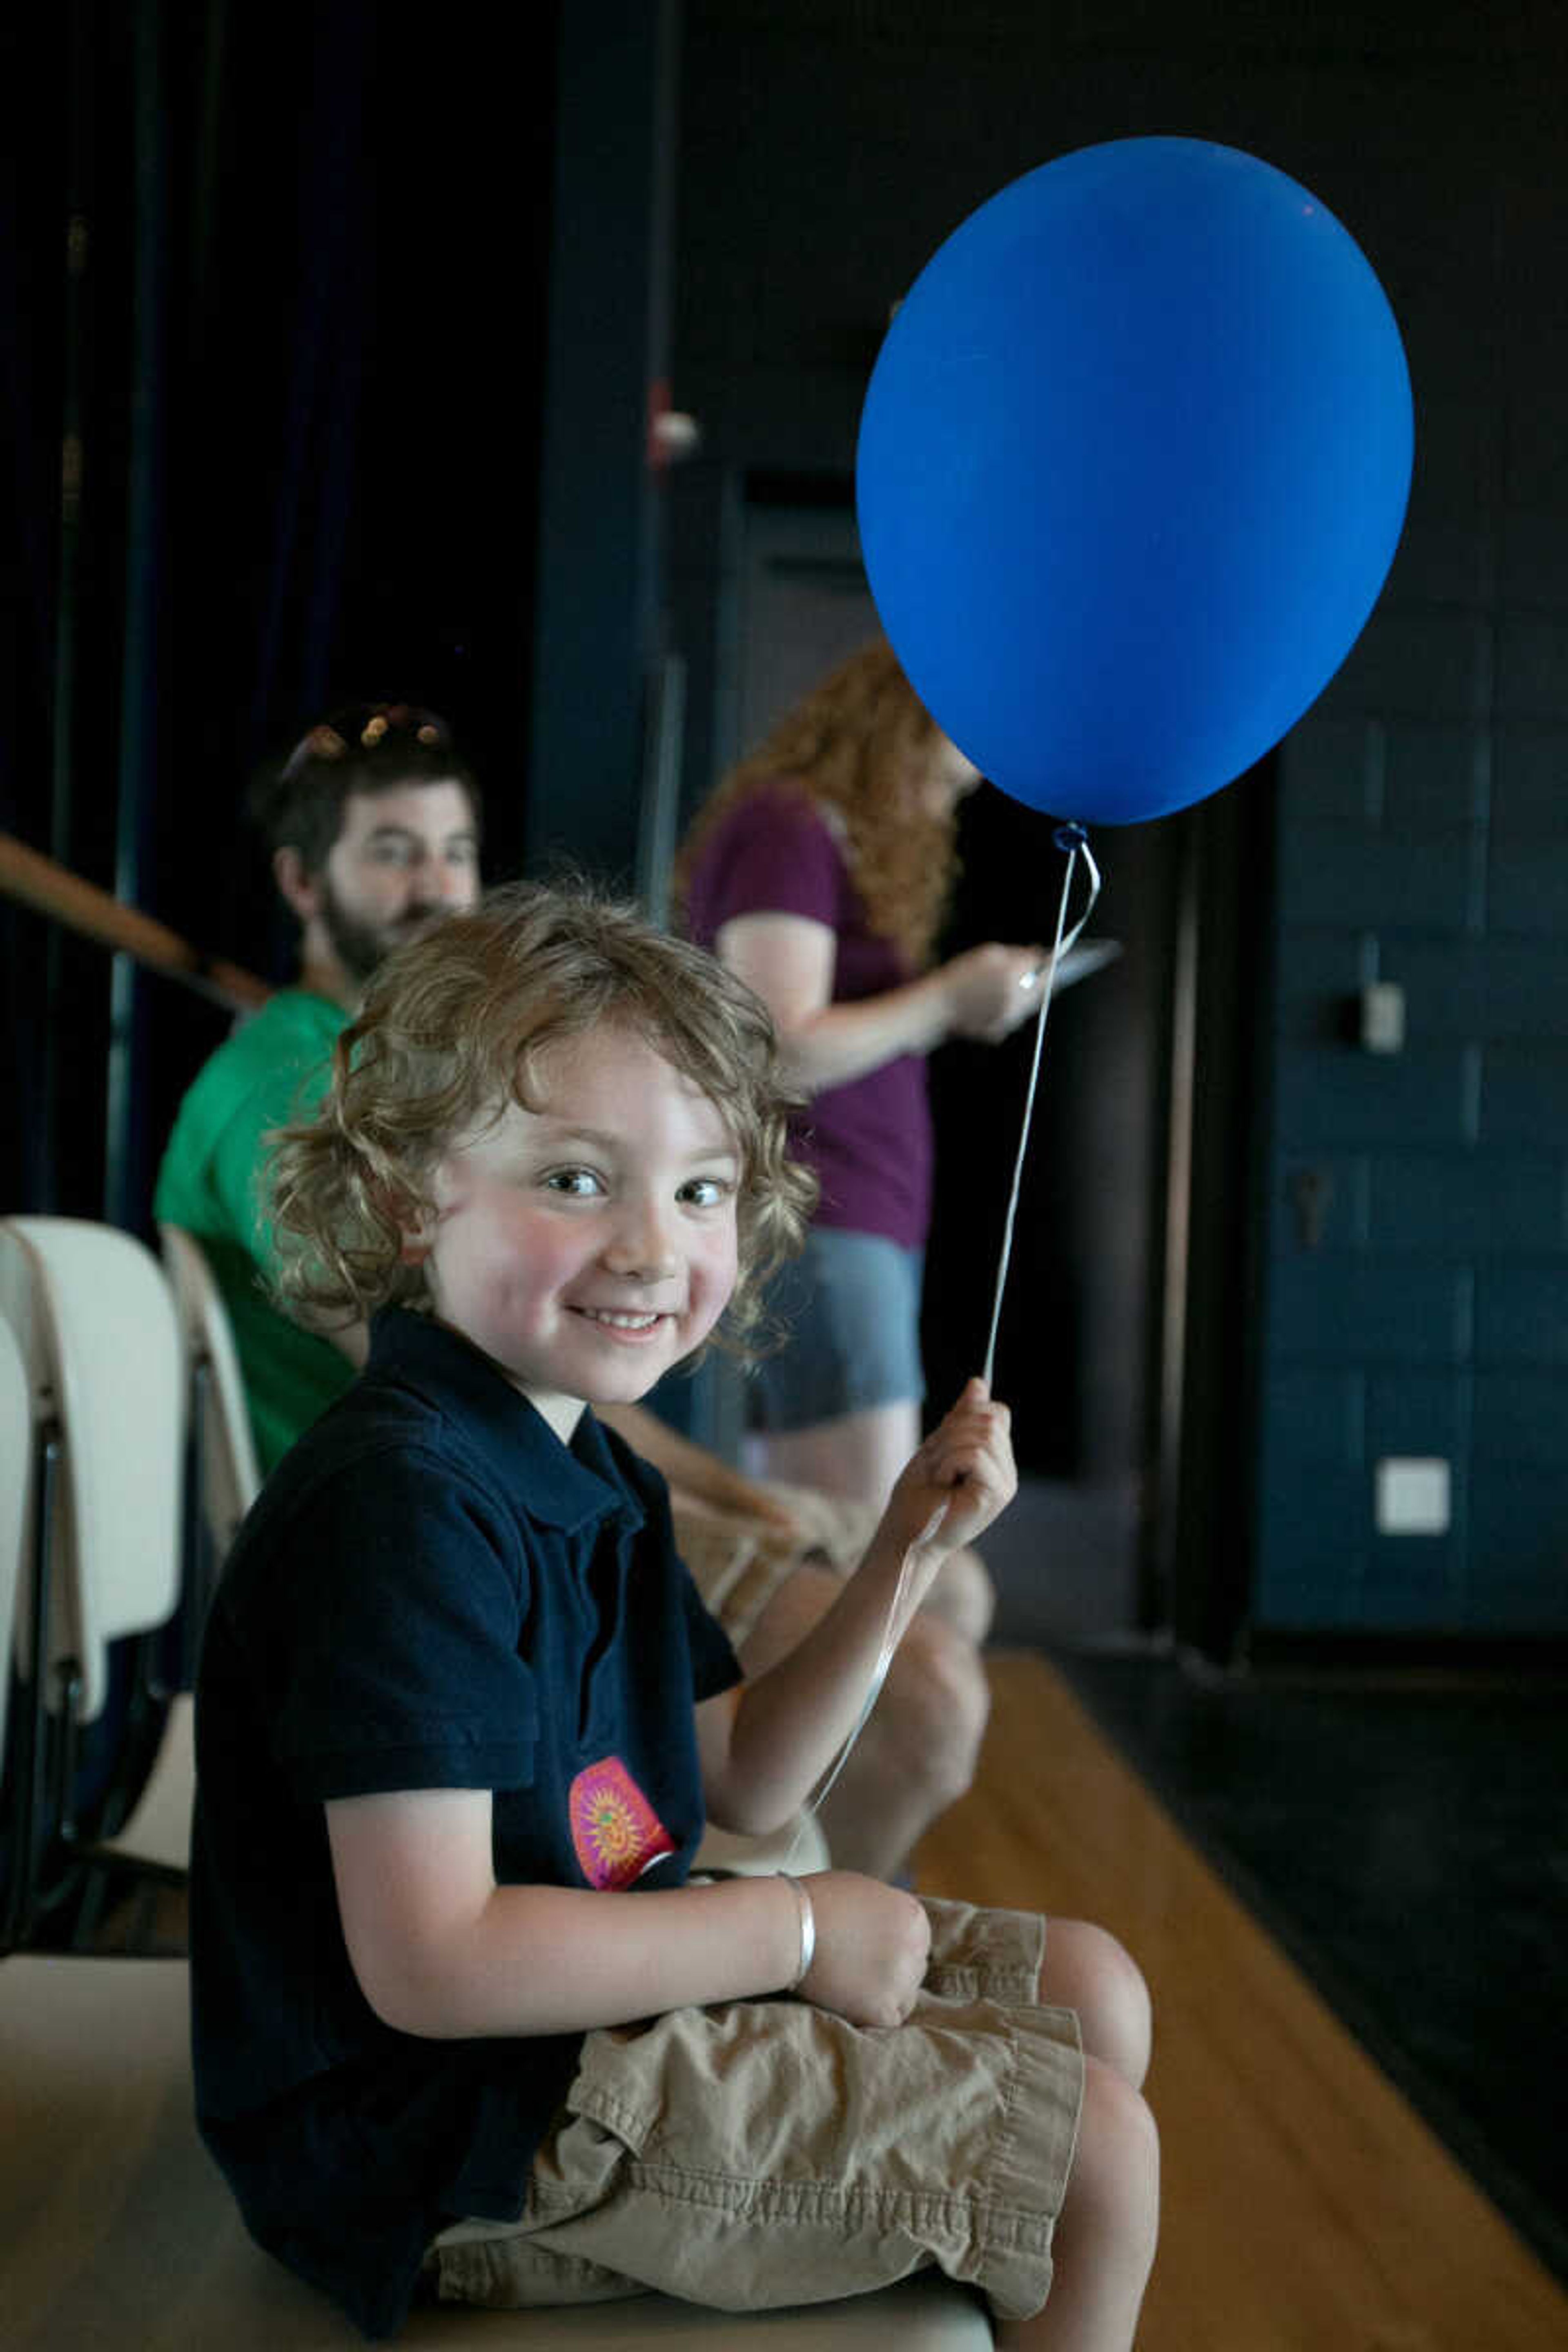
{"left": 154, "top": 989, "right": 354, "bottom": 1474}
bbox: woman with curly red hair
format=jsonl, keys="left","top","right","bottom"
{"left": 681, "top": 638, "right": 1045, "bottom": 1523}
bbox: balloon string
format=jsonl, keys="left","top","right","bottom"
{"left": 784, "top": 825, "right": 1100, "bottom": 1882}
{"left": 783, "top": 1500, "right": 946, "bottom": 1873}
{"left": 981, "top": 828, "right": 1102, "bottom": 1392}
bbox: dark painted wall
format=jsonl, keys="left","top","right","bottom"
{"left": 1246, "top": 23, "right": 1568, "bottom": 1637}
{"left": 667, "top": 0, "right": 1568, "bottom": 1639}
{"left": 526, "top": 2, "right": 680, "bottom": 888}
{"left": 2, "top": 1, "right": 556, "bottom": 1225}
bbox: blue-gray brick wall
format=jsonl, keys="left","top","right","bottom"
{"left": 671, "top": 0, "right": 1568, "bottom": 1639}
{"left": 1258, "top": 256, "right": 1568, "bottom": 1630}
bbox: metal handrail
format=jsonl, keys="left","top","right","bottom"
{"left": 0, "top": 830, "right": 270, "bottom": 1018}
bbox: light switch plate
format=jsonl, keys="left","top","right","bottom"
{"left": 1361, "top": 981, "right": 1406, "bottom": 1054}
{"left": 1374, "top": 1457, "right": 1451, "bottom": 1535}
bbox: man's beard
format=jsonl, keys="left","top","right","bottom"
{"left": 318, "top": 880, "right": 437, "bottom": 989}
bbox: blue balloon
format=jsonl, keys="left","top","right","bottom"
{"left": 855, "top": 138, "right": 1414, "bottom": 826}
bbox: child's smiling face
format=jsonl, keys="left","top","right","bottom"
{"left": 419, "top": 1022, "right": 742, "bottom": 1439}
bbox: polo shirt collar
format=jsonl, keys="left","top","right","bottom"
{"left": 366, "top": 1306, "right": 643, "bottom": 1537}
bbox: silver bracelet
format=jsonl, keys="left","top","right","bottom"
{"left": 779, "top": 1871, "right": 816, "bottom": 1991}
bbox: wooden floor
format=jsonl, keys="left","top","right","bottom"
{"left": 913, "top": 1651, "right": 1568, "bottom": 2352}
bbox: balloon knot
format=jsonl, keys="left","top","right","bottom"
{"left": 1053, "top": 821, "right": 1089, "bottom": 853}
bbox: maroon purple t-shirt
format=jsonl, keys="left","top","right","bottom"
{"left": 683, "top": 782, "right": 933, "bottom": 1250}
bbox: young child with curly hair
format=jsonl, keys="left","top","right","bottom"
{"left": 190, "top": 880, "right": 1157, "bottom": 2346}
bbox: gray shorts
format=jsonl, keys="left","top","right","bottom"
{"left": 751, "top": 1229, "right": 925, "bottom": 1432}
{"left": 427, "top": 1897, "right": 1083, "bottom": 2324}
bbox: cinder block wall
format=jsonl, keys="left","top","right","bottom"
{"left": 674, "top": 0, "right": 1568, "bottom": 1637}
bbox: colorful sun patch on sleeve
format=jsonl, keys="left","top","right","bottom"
{"left": 568, "top": 1755, "right": 677, "bottom": 1890}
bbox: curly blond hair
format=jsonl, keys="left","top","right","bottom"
{"left": 676, "top": 637, "right": 962, "bottom": 966}
{"left": 265, "top": 880, "right": 817, "bottom": 1361}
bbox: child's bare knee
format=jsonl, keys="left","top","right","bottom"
{"left": 1041, "top": 1920, "right": 1152, "bottom": 2089}
{"left": 1060, "top": 2054, "right": 1160, "bottom": 2259}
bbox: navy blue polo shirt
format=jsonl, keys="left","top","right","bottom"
{"left": 190, "top": 1307, "right": 740, "bottom": 2339}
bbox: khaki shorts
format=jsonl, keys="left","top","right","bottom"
{"left": 426, "top": 1897, "right": 1083, "bottom": 2324}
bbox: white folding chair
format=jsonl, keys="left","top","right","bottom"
{"left": 134, "top": 1223, "right": 272, "bottom": 1872}
{"left": 158, "top": 1222, "right": 261, "bottom": 1555}
{"left": 1, "top": 1317, "right": 37, "bottom": 1947}
{"left": 0, "top": 1319, "right": 27, "bottom": 1767}
{"left": 0, "top": 1216, "right": 188, "bottom": 1913}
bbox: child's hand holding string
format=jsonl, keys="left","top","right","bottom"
{"left": 702, "top": 1383, "right": 1013, "bottom": 1982}
{"left": 774, "top": 1385, "right": 1013, "bottom": 2029}
{"left": 882, "top": 1376, "right": 1016, "bottom": 1590}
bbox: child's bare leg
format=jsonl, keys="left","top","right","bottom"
{"left": 998, "top": 2055, "right": 1159, "bottom": 2352}
{"left": 1039, "top": 1920, "right": 1152, "bottom": 2090}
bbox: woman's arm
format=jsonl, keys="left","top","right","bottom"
{"left": 715, "top": 911, "right": 1045, "bottom": 1094}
